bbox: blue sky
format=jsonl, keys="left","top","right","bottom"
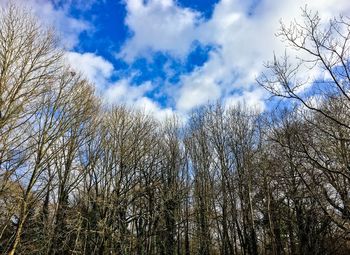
{"left": 6, "top": 0, "right": 350, "bottom": 120}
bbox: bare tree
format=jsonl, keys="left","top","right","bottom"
{"left": 258, "top": 7, "right": 350, "bottom": 238}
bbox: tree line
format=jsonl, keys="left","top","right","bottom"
{"left": 1, "top": 3, "right": 350, "bottom": 255}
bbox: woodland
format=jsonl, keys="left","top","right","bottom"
{"left": 1, "top": 3, "right": 350, "bottom": 255}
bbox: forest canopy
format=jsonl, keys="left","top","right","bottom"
{"left": 1, "top": 3, "right": 350, "bottom": 255}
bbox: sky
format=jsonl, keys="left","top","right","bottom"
{"left": 4, "top": 0, "right": 350, "bottom": 120}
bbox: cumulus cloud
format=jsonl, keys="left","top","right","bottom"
{"left": 119, "top": 0, "right": 202, "bottom": 62}
{"left": 103, "top": 79, "right": 153, "bottom": 104}
{"left": 1, "top": 0, "right": 175, "bottom": 121}
{"left": 224, "top": 88, "right": 267, "bottom": 112}
{"left": 176, "top": 52, "right": 224, "bottom": 111}
{"left": 5, "top": 0, "right": 350, "bottom": 119}
{"left": 65, "top": 52, "right": 172, "bottom": 120}
{"left": 66, "top": 52, "right": 114, "bottom": 90}
{"left": 132, "top": 97, "right": 176, "bottom": 122}
{"left": 104, "top": 79, "right": 175, "bottom": 121}
{"left": 1, "top": 0, "right": 91, "bottom": 49}
{"left": 120, "top": 0, "right": 350, "bottom": 113}
{"left": 52, "top": 0, "right": 102, "bottom": 11}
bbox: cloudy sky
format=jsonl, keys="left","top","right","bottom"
{"left": 7, "top": 0, "right": 350, "bottom": 119}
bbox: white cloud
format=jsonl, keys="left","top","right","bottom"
{"left": 133, "top": 97, "right": 176, "bottom": 122}
{"left": 119, "top": 0, "right": 202, "bottom": 62}
{"left": 65, "top": 52, "right": 176, "bottom": 121}
{"left": 176, "top": 52, "right": 225, "bottom": 111}
{"left": 103, "top": 79, "right": 153, "bottom": 104}
{"left": 224, "top": 88, "right": 267, "bottom": 112}
{"left": 143, "top": 0, "right": 350, "bottom": 112}
{"left": 117, "top": 0, "right": 350, "bottom": 114}
{"left": 5, "top": 0, "right": 350, "bottom": 119}
{"left": 1, "top": 0, "right": 176, "bottom": 121}
{"left": 66, "top": 52, "right": 114, "bottom": 90}
{"left": 103, "top": 79, "right": 175, "bottom": 121}
{"left": 1, "top": 0, "right": 91, "bottom": 49}
{"left": 52, "top": 0, "right": 101, "bottom": 11}
{"left": 45, "top": 0, "right": 350, "bottom": 118}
